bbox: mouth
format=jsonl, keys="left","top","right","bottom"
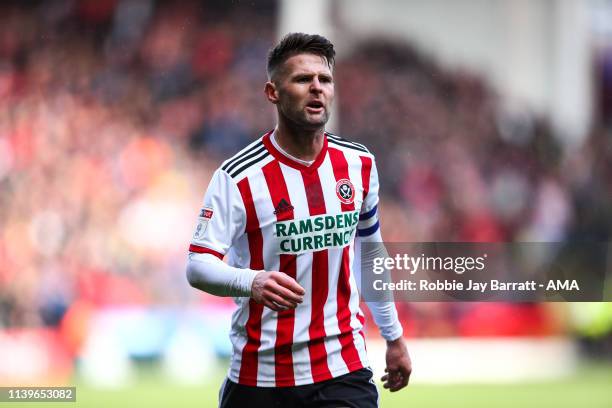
{"left": 305, "top": 101, "right": 324, "bottom": 114}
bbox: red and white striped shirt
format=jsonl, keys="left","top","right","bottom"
{"left": 189, "top": 130, "right": 382, "bottom": 387}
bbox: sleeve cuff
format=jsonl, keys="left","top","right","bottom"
{"left": 188, "top": 244, "right": 224, "bottom": 259}
{"left": 240, "top": 269, "right": 262, "bottom": 297}
{"left": 380, "top": 323, "right": 404, "bottom": 342}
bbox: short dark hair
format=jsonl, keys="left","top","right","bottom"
{"left": 267, "top": 33, "right": 335, "bottom": 79}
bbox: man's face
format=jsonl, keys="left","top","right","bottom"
{"left": 267, "top": 53, "right": 334, "bottom": 130}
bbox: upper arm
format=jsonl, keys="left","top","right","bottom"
{"left": 189, "top": 169, "right": 246, "bottom": 258}
{"left": 358, "top": 156, "right": 380, "bottom": 239}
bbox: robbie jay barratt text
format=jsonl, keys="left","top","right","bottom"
{"left": 372, "top": 279, "right": 580, "bottom": 292}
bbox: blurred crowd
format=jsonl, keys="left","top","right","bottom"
{"left": 0, "top": 0, "right": 276, "bottom": 330}
{"left": 339, "top": 40, "right": 611, "bottom": 245}
{"left": 337, "top": 40, "right": 612, "bottom": 337}
{"left": 0, "top": 1, "right": 610, "bottom": 343}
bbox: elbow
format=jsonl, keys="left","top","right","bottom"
{"left": 185, "top": 253, "right": 226, "bottom": 296}
{"left": 186, "top": 261, "right": 200, "bottom": 288}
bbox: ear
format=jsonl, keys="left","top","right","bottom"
{"left": 264, "top": 81, "right": 279, "bottom": 104}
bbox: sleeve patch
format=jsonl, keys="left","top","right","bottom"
{"left": 199, "top": 207, "right": 214, "bottom": 219}
{"left": 193, "top": 207, "right": 214, "bottom": 240}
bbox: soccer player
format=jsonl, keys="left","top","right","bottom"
{"left": 186, "top": 33, "right": 411, "bottom": 407}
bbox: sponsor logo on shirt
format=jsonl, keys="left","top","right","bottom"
{"left": 274, "top": 210, "right": 359, "bottom": 254}
{"left": 273, "top": 198, "right": 294, "bottom": 215}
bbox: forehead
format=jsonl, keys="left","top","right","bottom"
{"left": 281, "top": 53, "right": 332, "bottom": 76}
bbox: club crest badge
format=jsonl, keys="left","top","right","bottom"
{"left": 335, "top": 179, "right": 355, "bottom": 204}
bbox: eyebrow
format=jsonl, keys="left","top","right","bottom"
{"left": 291, "top": 72, "right": 333, "bottom": 78}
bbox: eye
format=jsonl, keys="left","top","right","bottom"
{"left": 320, "top": 76, "right": 332, "bottom": 83}
{"left": 297, "top": 76, "right": 310, "bottom": 83}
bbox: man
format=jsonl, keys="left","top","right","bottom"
{"left": 186, "top": 33, "right": 411, "bottom": 407}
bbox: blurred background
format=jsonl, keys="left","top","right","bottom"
{"left": 0, "top": 0, "right": 610, "bottom": 407}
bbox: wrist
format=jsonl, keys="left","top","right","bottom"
{"left": 247, "top": 269, "right": 264, "bottom": 297}
{"left": 386, "top": 335, "right": 404, "bottom": 346}
{"left": 381, "top": 324, "right": 403, "bottom": 343}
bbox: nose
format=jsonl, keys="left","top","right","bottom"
{"left": 310, "top": 77, "right": 323, "bottom": 93}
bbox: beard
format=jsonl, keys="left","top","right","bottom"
{"left": 278, "top": 102, "right": 330, "bottom": 130}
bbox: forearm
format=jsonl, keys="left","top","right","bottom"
{"left": 360, "top": 229, "right": 403, "bottom": 341}
{"left": 186, "top": 252, "right": 260, "bottom": 297}
{"left": 367, "top": 300, "right": 403, "bottom": 341}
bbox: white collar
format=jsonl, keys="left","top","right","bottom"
{"left": 270, "top": 130, "right": 315, "bottom": 167}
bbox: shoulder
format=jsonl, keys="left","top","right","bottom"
{"left": 218, "top": 133, "right": 272, "bottom": 181}
{"left": 325, "top": 132, "right": 375, "bottom": 159}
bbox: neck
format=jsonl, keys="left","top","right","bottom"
{"left": 274, "top": 119, "right": 325, "bottom": 162}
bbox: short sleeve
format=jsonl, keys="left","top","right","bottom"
{"left": 189, "top": 169, "right": 246, "bottom": 258}
{"left": 358, "top": 157, "right": 380, "bottom": 237}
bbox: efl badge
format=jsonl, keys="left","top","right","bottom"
{"left": 335, "top": 179, "right": 355, "bottom": 204}
{"left": 199, "top": 207, "right": 214, "bottom": 218}
{"left": 194, "top": 207, "right": 213, "bottom": 240}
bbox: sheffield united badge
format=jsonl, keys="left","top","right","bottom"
{"left": 335, "top": 179, "right": 355, "bottom": 204}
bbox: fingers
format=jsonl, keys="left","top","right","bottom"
{"left": 252, "top": 271, "right": 306, "bottom": 311}
{"left": 264, "top": 272, "right": 304, "bottom": 311}
{"left": 381, "top": 369, "right": 409, "bottom": 392}
{"left": 266, "top": 291, "right": 299, "bottom": 310}
{"left": 399, "top": 364, "right": 412, "bottom": 381}
{"left": 393, "top": 372, "right": 409, "bottom": 391}
{"left": 273, "top": 272, "right": 306, "bottom": 296}
{"left": 262, "top": 299, "right": 285, "bottom": 312}
{"left": 271, "top": 282, "right": 304, "bottom": 304}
